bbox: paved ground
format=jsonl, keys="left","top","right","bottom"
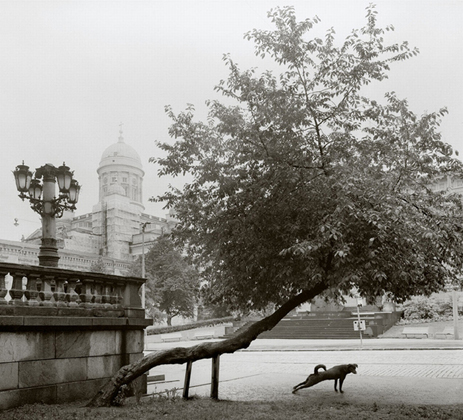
{"left": 144, "top": 337, "right": 463, "bottom": 406}
{"left": 146, "top": 337, "right": 463, "bottom": 352}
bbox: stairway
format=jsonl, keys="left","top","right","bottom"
{"left": 257, "top": 317, "right": 368, "bottom": 339}
{"left": 221, "top": 310, "right": 399, "bottom": 340}
{"left": 220, "top": 320, "right": 257, "bottom": 339}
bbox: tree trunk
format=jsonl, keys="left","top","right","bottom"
{"left": 86, "top": 282, "right": 326, "bottom": 407}
{"left": 166, "top": 315, "right": 172, "bottom": 326}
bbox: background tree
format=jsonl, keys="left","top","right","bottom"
{"left": 138, "top": 235, "right": 200, "bottom": 326}
{"left": 89, "top": 5, "right": 463, "bottom": 406}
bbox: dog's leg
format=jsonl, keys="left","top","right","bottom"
{"left": 292, "top": 381, "right": 307, "bottom": 393}
{"left": 334, "top": 378, "right": 338, "bottom": 392}
{"left": 292, "top": 375, "right": 320, "bottom": 393}
{"left": 338, "top": 375, "right": 346, "bottom": 393}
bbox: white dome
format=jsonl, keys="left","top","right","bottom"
{"left": 97, "top": 129, "right": 145, "bottom": 206}
{"left": 99, "top": 134, "right": 142, "bottom": 171}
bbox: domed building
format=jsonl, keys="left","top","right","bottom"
{"left": 98, "top": 128, "right": 144, "bottom": 207}
{"left": 91, "top": 128, "right": 148, "bottom": 263}
{"left": 2, "top": 128, "right": 175, "bottom": 274}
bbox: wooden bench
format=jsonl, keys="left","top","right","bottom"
{"left": 160, "top": 333, "right": 183, "bottom": 342}
{"left": 435, "top": 326, "right": 455, "bottom": 339}
{"left": 147, "top": 374, "right": 165, "bottom": 383}
{"left": 401, "top": 326, "right": 430, "bottom": 338}
{"left": 194, "top": 331, "right": 215, "bottom": 340}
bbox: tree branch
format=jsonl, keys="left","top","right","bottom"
{"left": 86, "top": 281, "right": 327, "bottom": 407}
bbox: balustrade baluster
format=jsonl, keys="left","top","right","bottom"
{"left": 102, "top": 283, "right": 112, "bottom": 309}
{"left": 24, "top": 273, "right": 40, "bottom": 306}
{"left": 109, "top": 284, "right": 117, "bottom": 307}
{"left": 39, "top": 275, "right": 55, "bottom": 307}
{"left": 78, "top": 278, "right": 94, "bottom": 308}
{"left": 74, "top": 279, "right": 82, "bottom": 297}
{"left": 0, "top": 271, "right": 10, "bottom": 305}
{"left": 54, "top": 276, "right": 67, "bottom": 307}
{"left": 66, "top": 278, "right": 80, "bottom": 307}
{"left": 10, "top": 272, "right": 26, "bottom": 305}
{"left": 114, "top": 281, "right": 124, "bottom": 309}
{"left": 94, "top": 281, "right": 103, "bottom": 307}
{"left": 36, "top": 277, "right": 43, "bottom": 305}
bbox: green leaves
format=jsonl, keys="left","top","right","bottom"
{"left": 143, "top": 236, "right": 200, "bottom": 324}
{"left": 152, "top": 5, "right": 463, "bottom": 312}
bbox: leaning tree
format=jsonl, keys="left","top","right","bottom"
{"left": 88, "top": 5, "right": 463, "bottom": 406}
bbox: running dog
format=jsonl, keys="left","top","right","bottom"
{"left": 292, "top": 363, "right": 358, "bottom": 393}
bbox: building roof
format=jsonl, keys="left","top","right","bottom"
{"left": 99, "top": 128, "right": 143, "bottom": 172}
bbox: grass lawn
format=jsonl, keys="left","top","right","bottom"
{"left": 3, "top": 397, "right": 463, "bottom": 420}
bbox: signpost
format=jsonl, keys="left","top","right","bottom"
{"left": 353, "top": 320, "right": 366, "bottom": 332}
{"left": 354, "top": 298, "right": 365, "bottom": 347}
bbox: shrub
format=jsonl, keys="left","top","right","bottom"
{"left": 402, "top": 298, "right": 439, "bottom": 321}
{"left": 401, "top": 296, "right": 462, "bottom": 323}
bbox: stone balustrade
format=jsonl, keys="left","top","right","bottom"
{"left": 0, "top": 261, "right": 146, "bottom": 323}
{"left": 0, "top": 262, "right": 150, "bottom": 410}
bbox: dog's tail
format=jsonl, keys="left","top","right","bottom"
{"left": 314, "top": 364, "right": 327, "bottom": 374}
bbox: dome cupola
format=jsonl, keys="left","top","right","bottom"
{"left": 99, "top": 127, "right": 143, "bottom": 171}
{"left": 97, "top": 125, "right": 144, "bottom": 206}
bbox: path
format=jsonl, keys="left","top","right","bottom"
{"left": 144, "top": 338, "right": 463, "bottom": 406}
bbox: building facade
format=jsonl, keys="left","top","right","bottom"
{"left": 0, "top": 129, "right": 174, "bottom": 274}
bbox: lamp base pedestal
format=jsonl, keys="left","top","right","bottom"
{"left": 38, "top": 238, "right": 60, "bottom": 267}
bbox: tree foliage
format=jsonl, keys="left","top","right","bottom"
{"left": 153, "top": 5, "right": 463, "bottom": 312}
{"left": 141, "top": 235, "right": 200, "bottom": 326}
{"left": 90, "top": 5, "right": 463, "bottom": 406}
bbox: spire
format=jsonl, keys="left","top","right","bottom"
{"left": 118, "top": 122, "right": 124, "bottom": 143}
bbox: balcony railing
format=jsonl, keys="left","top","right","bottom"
{"left": 0, "top": 262, "right": 145, "bottom": 320}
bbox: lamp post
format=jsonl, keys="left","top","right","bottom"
{"left": 452, "top": 286, "right": 460, "bottom": 340}
{"left": 13, "top": 162, "right": 81, "bottom": 267}
{"left": 140, "top": 221, "right": 151, "bottom": 309}
{"left": 445, "top": 279, "right": 460, "bottom": 340}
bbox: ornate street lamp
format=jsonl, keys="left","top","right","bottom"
{"left": 12, "top": 162, "right": 81, "bottom": 267}
{"left": 140, "top": 221, "right": 151, "bottom": 310}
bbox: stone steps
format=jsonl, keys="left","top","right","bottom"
{"left": 221, "top": 313, "right": 390, "bottom": 340}
{"left": 257, "top": 317, "right": 371, "bottom": 339}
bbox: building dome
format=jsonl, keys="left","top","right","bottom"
{"left": 97, "top": 126, "right": 145, "bottom": 206}
{"left": 99, "top": 132, "right": 142, "bottom": 171}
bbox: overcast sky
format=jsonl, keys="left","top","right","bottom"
{"left": 1, "top": 0, "right": 462, "bottom": 242}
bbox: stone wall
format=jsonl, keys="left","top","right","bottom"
{"left": 0, "top": 262, "right": 150, "bottom": 410}
{"left": 0, "top": 328, "right": 145, "bottom": 409}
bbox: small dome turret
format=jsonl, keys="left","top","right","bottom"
{"left": 99, "top": 127, "right": 142, "bottom": 171}
{"left": 97, "top": 125, "right": 144, "bottom": 207}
